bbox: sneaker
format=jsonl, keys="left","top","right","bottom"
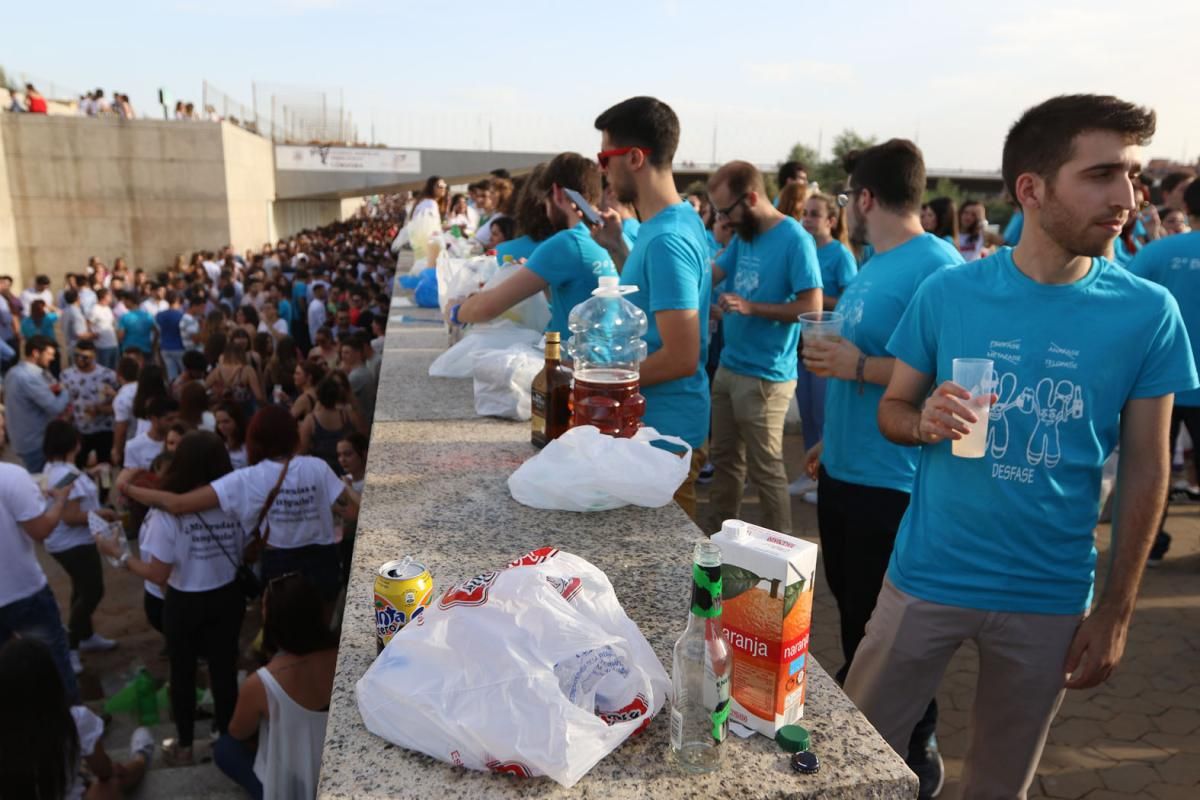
{"left": 1147, "top": 531, "right": 1172, "bottom": 567}
{"left": 78, "top": 633, "right": 117, "bottom": 652}
{"left": 788, "top": 476, "right": 817, "bottom": 496}
{"left": 802, "top": 490, "right": 818, "bottom": 505}
{"left": 696, "top": 462, "right": 715, "bottom": 485}
{"left": 130, "top": 727, "right": 155, "bottom": 766}
{"left": 161, "top": 738, "right": 194, "bottom": 767}
{"left": 69, "top": 650, "right": 83, "bottom": 675}
{"left": 909, "top": 739, "right": 945, "bottom": 799}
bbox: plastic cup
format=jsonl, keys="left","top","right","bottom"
{"left": 799, "top": 311, "right": 844, "bottom": 343}
{"left": 951, "top": 358, "right": 994, "bottom": 458}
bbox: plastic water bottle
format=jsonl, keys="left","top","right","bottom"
{"left": 566, "top": 275, "right": 648, "bottom": 437}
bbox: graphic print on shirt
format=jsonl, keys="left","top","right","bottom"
{"left": 981, "top": 337, "right": 1085, "bottom": 477}
{"left": 733, "top": 257, "right": 761, "bottom": 297}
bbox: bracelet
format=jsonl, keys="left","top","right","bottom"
{"left": 449, "top": 304, "right": 462, "bottom": 326}
{"left": 855, "top": 353, "right": 868, "bottom": 396}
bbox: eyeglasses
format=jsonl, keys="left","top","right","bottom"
{"left": 715, "top": 193, "right": 748, "bottom": 219}
{"left": 597, "top": 146, "right": 652, "bottom": 169}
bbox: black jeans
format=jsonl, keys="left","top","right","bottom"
{"left": 77, "top": 430, "right": 114, "bottom": 470}
{"left": 163, "top": 582, "right": 244, "bottom": 748}
{"left": 1160, "top": 404, "right": 1200, "bottom": 535}
{"left": 144, "top": 590, "right": 164, "bottom": 634}
{"left": 817, "top": 466, "right": 938, "bottom": 760}
{"left": 49, "top": 544, "right": 105, "bottom": 648}
{"left": 261, "top": 542, "right": 343, "bottom": 601}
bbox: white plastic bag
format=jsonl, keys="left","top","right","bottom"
{"left": 479, "top": 261, "right": 552, "bottom": 332}
{"left": 472, "top": 344, "right": 542, "bottom": 420}
{"left": 437, "top": 255, "right": 499, "bottom": 314}
{"left": 508, "top": 425, "right": 691, "bottom": 511}
{"left": 356, "top": 547, "right": 669, "bottom": 788}
{"left": 428, "top": 322, "right": 542, "bottom": 378}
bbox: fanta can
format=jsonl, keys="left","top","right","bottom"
{"left": 374, "top": 557, "right": 434, "bottom": 652}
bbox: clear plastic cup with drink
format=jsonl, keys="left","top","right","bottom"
{"left": 951, "top": 358, "right": 994, "bottom": 458}
{"left": 799, "top": 311, "right": 844, "bottom": 344}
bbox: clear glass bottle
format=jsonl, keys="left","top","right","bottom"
{"left": 669, "top": 540, "right": 732, "bottom": 773}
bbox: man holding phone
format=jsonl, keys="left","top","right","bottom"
{"left": 5, "top": 335, "right": 71, "bottom": 472}
{"left": 454, "top": 152, "right": 615, "bottom": 342}
{"left": 588, "top": 96, "right": 712, "bottom": 520}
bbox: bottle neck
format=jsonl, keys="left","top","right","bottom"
{"left": 690, "top": 562, "right": 722, "bottom": 620}
{"left": 545, "top": 342, "right": 560, "bottom": 362}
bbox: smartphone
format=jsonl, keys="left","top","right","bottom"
{"left": 54, "top": 472, "right": 80, "bottom": 489}
{"left": 562, "top": 187, "right": 603, "bottom": 227}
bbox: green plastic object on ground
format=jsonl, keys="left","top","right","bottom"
{"left": 104, "top": 668, "right": 160, "bottom": 724}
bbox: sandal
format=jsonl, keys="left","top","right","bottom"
{"left": 160, "top": 738, "right": 194, "bottom": 767}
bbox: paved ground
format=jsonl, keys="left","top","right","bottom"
{"left": 696, "top": 431, "right": 1200, "bottom": 800}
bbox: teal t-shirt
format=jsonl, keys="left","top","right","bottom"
{"left": 620, "top": 203, "right": 712, "bottom": 448}
{"left": 821, "top": 233, "right": 962, "bottom": 491}
{"left": 887, "top": 249, "right": 1197, "bottom": 614}
{"left": 622, "top": 217, "right": 641, "bottom": 250}
{"left": 118, "top": 309, "right": 155, "bottom": 353}
{"left": 715, "top": 217, "right": 821, "bottom": 382}
{"left": 1128, "top": 231, "right": 1200, "bottom": 406}
{"left": 815, "top": 240, "right": 858, "bottom": 299}
{"left": 1003, "top": 211, "right": 1024, "bottom": 246}
{"left": 524, "top": 223, "right": 615, "bottom": 341}
{"left": 495, "top": 235, "right": 540, "bottom": 263}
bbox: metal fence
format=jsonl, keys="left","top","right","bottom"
{"left": 198, "top": 81, "right": 359, "bottom": 144}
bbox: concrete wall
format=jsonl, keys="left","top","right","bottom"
{"left": 0, "top": 121, "right": 19, "bottom": 284}
{"left": 0, "top": 115, "right": 233, "bottom": 289}
{"left": 272, "top": 196, "right": 365, "bottom": 241}
{"left": 221, "top": 123, "right": 276, "bottom": 255}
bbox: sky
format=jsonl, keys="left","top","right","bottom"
{"left": 7, "top": 0, "right": 1200, "bottom": 171}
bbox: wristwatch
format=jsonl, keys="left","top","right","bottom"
{"left": 855, "top": 354, "right": 868, "bottom": 395}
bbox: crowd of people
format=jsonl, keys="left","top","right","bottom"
{"left": 1, "top": 88, "right": 1198, "bottom": 799}
{"left": 389, "top": 94, "right": 1198, "bottom": 800}
{"left": 0, "top": 215, "right": 398, "bottom": 797}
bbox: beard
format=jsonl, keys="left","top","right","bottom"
{"left": 735, "top": 213, "right": 760, "bottom": 241}
{"left": 612, "top": 172, "right": 638, "bottom": 206}
{"left": 1039, "top": 187, "right": 1118, "bottom": 258}
{"left": 848, "top": 212, "right": 868, "bottom": 247}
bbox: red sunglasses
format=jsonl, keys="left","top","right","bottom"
{"left": 597, "top": 146, "right": 652, "bottom": 169}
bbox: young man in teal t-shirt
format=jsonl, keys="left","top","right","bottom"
{"left": 588, "top": 96, "right": 712, "bottom": 521}
{"left": 801, "top": 138, "right": 961, "bottom": 796}
{"left": 708, "top": 160, "right": 822, "bottom": 534}
{"left": 852, "top": 95, "right": 1198, "bottom": 800}
{"left": 1126, "top": 178, "right": 1200, "bottom": 564}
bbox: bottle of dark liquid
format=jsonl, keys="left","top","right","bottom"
{"left": 531, "top": 331, "right": 573, "bottom": 448}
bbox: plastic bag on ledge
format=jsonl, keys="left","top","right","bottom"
{"left": 437, "top": 255, "right": 499, "bottom": 315}
{"left": 472, "top": 343, "right": 543, "bottom": 420}
{"left": 356, "top": 547, "right": 669, "bottom": 788}
{"left": 479, "top": 260, "right": 551, "bottom": 332}
{"left": 508, "top": 425, "right": 691, "bottom": 511}
{"left": 429, "top": 322, "right": 541, "bottom": 378}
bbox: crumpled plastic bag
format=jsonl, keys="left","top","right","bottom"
{"left": 508, "top": 425, "right": 692, "bottom": 511}
{"left": 472, "top": 343, "right": 543, "bottom": 420}
{"left": 428, "top": 322, "right": 542, "bottom": 379}
{"left": 478, "top": 260, "right": 551, "bottom": 333}
{"left": 437, "top": 255, "right": 499, "bottom": 315}
{"left": 356, "top": 547, "right": 669, "bottom": 788}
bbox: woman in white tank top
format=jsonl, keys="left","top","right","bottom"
{"left": 214, "top": 573, "right": 338, "bottom": 799}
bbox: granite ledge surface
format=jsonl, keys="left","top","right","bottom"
{"left": 317, "top": 310, "right": 917, "bottom": 798}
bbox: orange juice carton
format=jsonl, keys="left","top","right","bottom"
{"left": 711, "top": 519, "right": 818, "bottom": 737}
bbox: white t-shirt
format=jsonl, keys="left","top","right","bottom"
{"left": 229, "top": 445, "right": 248, "bottom": 470}
{"left": 113, "top": 383, "right": 137, "bottom": 426}
{"left": 212, "top": 456, "right": 345, "bottom": 550}
{"left": 42, "top": 462, "right": 100, "bottom": 554}
{"left": 66, "top": 705, "right": 105, "bottom": 800}
{"left": 308, "top": 298, "right": 327, "bottom": 333}
{"left": 141, "top": 298, "right": 168, "bottom": 317}
{"left": 0, "top": 464, "right": 49, "bottom": 605}
{"left": 124, "top": 433, "right": 164, "bottom": 471}
{"left": 142, "top": 507, "right": 245, "bottom": 592}
{"left": 137, "top": 512, "right": 166, "bottom": 599}
{"left": 258, "top": 318, "right": 289, "bottom": 337}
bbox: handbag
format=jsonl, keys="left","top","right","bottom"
{"left": 243, "top": 458, "right": 291, "bottom": 566}
{"left": 194, "top": 511, "right": 262, "bottom": 600}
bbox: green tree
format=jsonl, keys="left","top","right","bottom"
{"left": 830, "top": 129, "right": 877, "bottom": 164}
{"left": 781, "top": 130, "right": 879, "bottom": 195}
{"left": 786, "top": 143, "right": 819, "bottom": 170}
{"left": 924, "top": 177, "right": 965, "bottom": 206}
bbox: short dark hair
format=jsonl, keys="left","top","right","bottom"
{"left": 843, "top": 138, "right": 926, "bottom": 213}
{"left": 542, "top": 152, "right": 603, "bottom": 206}
{"left": 489, "top": 216, "right": 516, "bottom": 241}
{"left": 43, "top": 420, "right": 80, "bottom": 461}
{"left": 263, "top": 573, "right": 339, "bottom": 655}
{"left": 35, "top": 274, "right": 50, "bottom": 286}
{"left": 75, "top": 339, "right": 96, "bottom": 353}
{"left": 24, "top": 335, "right": 56, "bottom": 357}
{"left": 1184, "top": 180, "right": 1200, "bottom": 218}
{"left": 709, "top": 160, "right": 766, "bottom": 198}
{"left": 316, "top": 376, "right": 341, "bottom": 408}
{"left": 1162, "top": 171, "right": 1194, "bottom": 195}
{"left": 1002, "top": 94, "right": 1156, "bottom": 204}
{"left": 182, "top": 350, "right": 206, "bottom": 372}
{"left": 340, "top": 431, "right": 369, "bottom": 461}
{"left": 246, "top": 405, "right": 299, "bottom": 464}
{"left": 594, "top": 96, "right": 679, "bottom": 168}
{"left": 117, "top": 356, "right": 140, "bottom": 382}
{"left": 489, "top": 168, "right": 511, "bottom": 180}
{"left": 778, "top": 161, "right": 806, "bottom": 185}
{"left": 146, "top": 396, "right": 178, "bottom": 420}
{"left": 64, "top": 289, "right": 78, "bottom": 305}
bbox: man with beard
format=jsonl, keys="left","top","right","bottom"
{"left": 801, "top": 138, "right": 961, "bottom": 798}
{"left": 854, "top": 95, "right": 1195, "bottom": 799}
{"left": 454, "top": 152, "right": 615, "bottom": 340}
{"left": 705, "top": 161, "right": 822, "bottom": 534}
{"left": 588, "top": 96, "right": 712, "bottom": 520}
{"left": 957, "top": 199, "right": 989, "bottom": 261}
